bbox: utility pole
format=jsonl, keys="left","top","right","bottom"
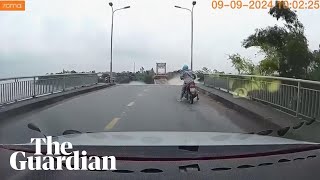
{"left": 108, "top": 2, "right": 130, "bottom": 83}
{"left": 174, "top": 1, "right": 196, "bottom": 71}
{"left": 134, "top": 62, "right": 135, "bottom": 73}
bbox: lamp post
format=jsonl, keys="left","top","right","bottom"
{"left": 175, "top": 1, "right": 196, "bottom": 71}
{"left": 109, "top": 2, "right": 130, "bottom": 83}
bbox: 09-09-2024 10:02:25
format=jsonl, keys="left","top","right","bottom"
{"left": 211, "top": 0, "right": 320, "bottom": 10}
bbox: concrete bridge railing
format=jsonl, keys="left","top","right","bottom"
{"left": 204, "top": 74, "right": 320, "bottom": 121}
{"left": 0, "top": 73, "right": 99, "bottom": 105}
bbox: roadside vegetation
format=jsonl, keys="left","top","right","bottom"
{"left": 198, "top": 1, "right": 319, "bottom": 81}
{"left": 228, "top": 1, "right": 320, "bottom": 81}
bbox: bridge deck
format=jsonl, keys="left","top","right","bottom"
{"left": 0, "top": 84, "right": 279, "bottom": 144}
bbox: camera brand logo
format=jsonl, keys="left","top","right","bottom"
{"left": 0, "top": 0, "right": 25, "bottom": 11}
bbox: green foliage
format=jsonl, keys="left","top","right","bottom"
{"left": 257, "top": 58, "right": 278, "bottom": 76}
{"left": 202, "top": 67, "right": 211, "bottom": 74}
{"left": 228, "top": 54, "right": 255, "bottom": 75}
{"left": 131, "top": 69, "right": 155, "bottom": 84}
{"left": 241, "top": 1, "right": 315, "bottom": 79}
{"left": 195, "top": 67, "right": 213, "bottom": 81}
{"left": 242, "top": 26, "right": 288, "bottom": 51}
{"left": 308, "top": 48, "right": 320, "bottom": 80}
{"left": 309, "top": 68, "right": 320, "bottom": 81}
{"left": 282, "top": 35, "right": 312, "bottom": 78}
{"left": 269, "top": 1, "right": 304, "bottom": 32}
{"left": 195, "top": 71, "right": 204, "bottom": 81}
{"left": 144, "top": 74, "right": 154, "bottom": 84}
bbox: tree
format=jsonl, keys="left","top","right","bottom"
{"left": 308, "top": 46, "right": 320, "bottom": 80}
{"left": 242, "top": 1, "right": 311, "bottom": 78}
{"left": 258, "top": 58, "right": 278, "bottom": 75}
{"left": 228, "top": 54, "right": 255, "bottom": 74}
{"left": 140, "top": 67, "right": 144, "bottom": 73}
{"left": 144, "top": 73, "right": 154, "bottom": 84}
{"left": 150, "top": 68, "right": 155, "bottom": 74}
{"left": 202, "top": 67, "right": 210, "bottom": 73}
{"left": 195, "top": 67, "right": 212, "bottom": 81}
{"left": 282, "top": 34, "right": 312, "bottom": 78}
{"left": 269, "top": 1, "right": 304, "bottom": 33}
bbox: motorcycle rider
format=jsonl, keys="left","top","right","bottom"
{"left": 179, "top": 65, "right": 195, "bottom": 101}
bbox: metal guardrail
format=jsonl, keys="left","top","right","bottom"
{"left": 0, "top": 73, "right": 99, "bottom": 105}
{"left": 204, "top": 74, "right": 320, "bottom": 120}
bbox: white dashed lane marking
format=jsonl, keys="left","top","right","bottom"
{"left": 127, "top": 101, "right": 135, "bottom": 107}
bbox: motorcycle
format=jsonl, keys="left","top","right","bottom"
{"left": 183, "top": 82, "right": 199, "bottom": 104}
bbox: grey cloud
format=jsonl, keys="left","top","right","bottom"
{"left": 0, "top": 0, "right": 320, "bottom": 78}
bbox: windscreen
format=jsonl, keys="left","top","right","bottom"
{"left": 0, "top": 0, "right": 320, "bottom": 176}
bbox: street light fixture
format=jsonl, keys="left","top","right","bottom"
{"left": 175, "top": 1, "right": 196, "bottom": 71}
{"left": 108, "top": 2, "right": 130, "bottom": 83}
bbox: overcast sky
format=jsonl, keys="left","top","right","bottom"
{"left": 0, "top": 0, "right": 319, "bottom": 78}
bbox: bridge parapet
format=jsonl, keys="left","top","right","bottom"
{"left": 0, "top": 73, "right": 99, "bottom": 105}
{"left": 204, "top": 74, "right": 320, "bottom": 121}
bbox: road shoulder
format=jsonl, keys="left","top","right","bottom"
{"left": 197, "top": 83, "right": 320, "bottom": 142}
{"left": 0, "top": 83, "right": 115, "bottom": 121}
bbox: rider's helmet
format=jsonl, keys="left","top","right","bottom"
{"left": 182, "top": 65, "right": 189, "bottom": 71}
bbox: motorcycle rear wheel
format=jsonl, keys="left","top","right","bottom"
{"left": 189, "top": 94, "right": 194, "bottom": 104}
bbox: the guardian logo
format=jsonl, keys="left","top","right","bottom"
{"left": 10, "top": 136, "right": 116, "bottom": 171}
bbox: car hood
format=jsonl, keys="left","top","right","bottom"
{"left": 34, "top": 131, "right": 315, "bottom": 146}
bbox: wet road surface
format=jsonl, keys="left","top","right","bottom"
{"left": 0, "top": 85, "right": 280, "bottom": 144}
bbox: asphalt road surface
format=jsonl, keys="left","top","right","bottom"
{"left": 0, "top": 85, "right": 281, "bottom": 144}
